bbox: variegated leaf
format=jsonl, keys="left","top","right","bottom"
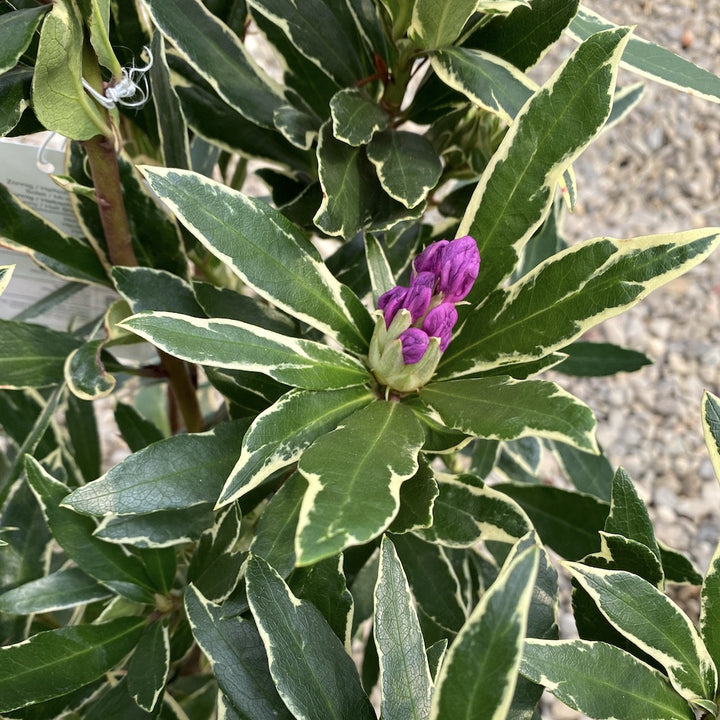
{"left": 702, "top": 391, "right": 720, "bottom": 482}
{"left": 330, "top": 87, "right": 388, "bottom": 146}
{"left": 700, "top": 392, "right": 720, "bottom": 673}
{"left": 410, "top": 0, "right": 478, "bottom": 48}
{"left": 457, "top": 27, "right": 631, "bottom": 305}
{"left": 62, "top": 420, "right": 247, "bottom": 516}
{"left": 0, "top": 6, "right": 49, "bottom": 75}
{"left": 521, "top": 639, "right": 695, "bottom": 720}
{"left": 367, "top": 130, "right": 442, "bottom": 209}
{"left": 567, "top": 563, "right": 718, "bottom": 706}
{"left": 142, "top": 0, "right": 284, "bottom": 127}
{"left": 430, "top": 545, "right": 540, "bottom": 719}
{"left": 569, "top": 6, "right": 720, "bottom": 104}
{"left": 417, "top": 471, "right": 530, "bottom": 547}
{"left": 120, "top": 311, "right": 370, "bottom": 391}
{"left": 419, "top": 377, "right": 597, "bottom": 453}
{"left": 392, "top": 533, "right": 467, "bottom": 633}
{"left": 0, "top": 265, "right": 13, "bottom": 295}
{"left": 246, "top": 556, "right": 375, "bottom": 719}
{"left": 217, "top": 387, "right": 373, "bottom": 507}
{"left": 184, "top": 583, "right": 291, "bottom": 719}
{"left": 296, "top": 401, "right": 424, "bottom": 566}
{"left": 138, "top": 167, "right": 372, "bottom": 353}
{"left": 364, "top": 235, "right": 396, "bottom": 305}
{"left": 247, "top": 0, "right": 366, "bottom": 87}
{"left": 430, "top": 47, "right": 536, "bottom": 124}
{"left": 374, "top": 535, "right": 433, "bottom": 720}
{"left": 441, "top": 229, "right": 720, "bottom": 378}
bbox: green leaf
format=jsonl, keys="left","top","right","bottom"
{"left": 496, "top": 484, "right": 608, "bottom": 560}
{"left": 218, "top": 387, "right": 374, "bottom": 507}
{"left": 0, "top": 182, "right": 109, "bottom": 285}
{"left": 142, "top": 0, "right": 285, "bottom": 127}
{"left": 391, "top": 533, "right": 466, "bottom": 633}
{"left": 605, "top": 467, "right": 660, "bottom": 562}
{"left": 419, "top": 377, "right": 597, "bottom": 453}
{"left": 289, "top": 555, "right": 354, "bottom": 650}
{"left": 389, "top": 460, "right": 438, "bottom": 534}
{"left": 410, "top": 0, "right": 477, "bottom": 48}
{"left": 374, "top": 535, "right": 433, "bottom": 720}
{"left": 274, "top": 104, "right": 319, "bottom": 149}
{"left": 121, "top": 311, "right": 370, "bottom": 391}
{"left": 430, "top": 47, "right": 535, "bottom": 124}
{"left": 0, "top": 67, "right": 31, "bottom": 136}
{"left": 0, "top": 6, "right": 49, "bottom": 75}
{"left": 569, "top": 6, "right": 720, "bottom": 104}
{"left": 567, "top": 562, "right": 718, "bottom": 704}
{"left": 85, "top": 0, "right": 121, "bottom": 77}
{"left": 0, "top": 567, "right": 111, "bottom": 615}
{"left": 364, "top": 234, "right": 396, "bottom": 305}
{"left": 585, "top": 532, "right": 664, "bottom": 588}
{"left": 250, "top": 472, "right": 307, "bottom": 577}
{"left": 441, "top": 229, "right": 720, "bottom": 378}
{"left": 65, "top": 393, "right": 101, "bottom": 483}
{"left": 296, "top": 401, "right": 424, "bottom": 566}
{"left": 660, "top": 543, "right": 703, "bottom": 586}
{"left": 457, "top": 27, "right": 631, "bottom": 305}
{"left": 0, "top": 320, "right": 82, "bottom": 389}
{"left": 0, "top": 617, "right": 146, "bottom": 713}
{"left": 248, "top": 0, "right": 366, "bottom": 86}
{"left": 367, "top": 130, "right": 442, "bottom": 209}
{"left": 703, "top": 391, "right": 720, "bottom": 482}
{"left": 551, "top": 441, "right": 614, "bottom": 501}
{"left": 417, "top": 472, "right": 530, "bottom": 547}
{"left": 65, "top": 340, "right": 117, "bottom": 400}
{"left": 701, "top": 537, "right": 720, "bottom": 677}
{"left": 126, "top": 621, "right": 170, "bottom": 712}
{"left": 149, "top": 31, "right": 191, "bottom": 170}
{"left": 62, "top": 420, "right": 248, "bottom": 515}
{"left": 94, "top": 507, "right": 214, "bottom": 548}
{"left": 25, "top": 456, "right": 155, "bottom": 603}
{"left": 114, "top": 402, "right": 164, "bottom": 453}
{"left": 184, "top": 583, "right": 291, "bottom": 719}
{"left": 31, "top": 0, "right": 109, "bottom": 140}
{"left": 112, "top": 267, "right": 204, "bottom": 317}
{"left": 330, "top": 88, "right": 388, "bottom": 146}
{"left": 467, "top": 0, "right": 579, "bottom": 71}
{"left": 246, "top": 555, "right": 375, "bottom": 720}
{"left": 314, "top": 121, "right": 425, "bottom": 239}
{"left": 553, "top": 341, "right": 652, "bottom": 377}
{"left": 169, "top": 51, "right": 315, "bottom": 173}
{"left": 521, "top": 639, "right": 695, "bottom": 720}
{"left": 138, "top": 167, "right": 372, "bottom": 353}
{"left": 431, "top": 545, "right": 540, "bottom": 719}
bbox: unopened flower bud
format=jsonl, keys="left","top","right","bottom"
{"left": 400, "top": 328, "right": 430, "bottom": 364}
{"left": 436, "top": 236, "right": 480, "bottom": 302}
{"left": 422, "top": 303, "right": 458, "bottom": 351}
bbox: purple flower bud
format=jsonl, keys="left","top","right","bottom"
{"left": 413, "top": 239, "right": 448, "bottom": 276}
{"left": 400, "top": 328, "right": 429, "bottom": 364}
{"left": 378, "top": 285, "right": 408, "bottom": 327}
{"left": 437, "top": 236, "right": 480, "bottom": 303}
{"left": 422, "top": 302, "right": 458, "bottom": 351}
{"left": 403, "top": 273, "right": 434, "bottom": 321}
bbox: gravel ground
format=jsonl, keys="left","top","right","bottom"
{"left": 539, "top": 1, "right": 720, "bottom": 717}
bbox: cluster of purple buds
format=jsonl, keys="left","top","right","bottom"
{"left": 368, "top": 236, "right": 480, "bottom": 393}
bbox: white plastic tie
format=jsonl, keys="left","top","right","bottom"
{"left": 82, "top": 47, "right": 153, "bottom": 110}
